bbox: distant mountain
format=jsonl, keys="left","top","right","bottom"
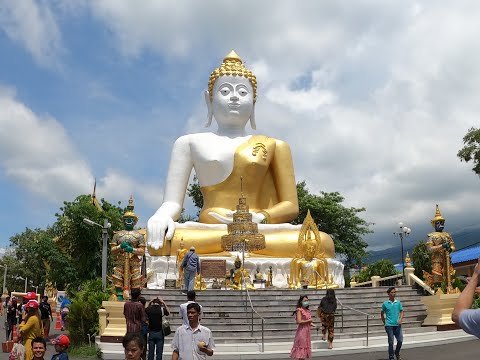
{"left": 364, "top": 225, "right": 480, "bottom": 264}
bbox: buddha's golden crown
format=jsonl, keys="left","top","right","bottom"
{"left": 208, "top": 50, "right": 257, "bottom": 103}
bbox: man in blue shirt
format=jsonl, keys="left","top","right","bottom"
{"left": 381, "top": 287, "right": 404, "bottom": 360}
{"left": 181, "top": 247, "right": 200, "bottom": 292}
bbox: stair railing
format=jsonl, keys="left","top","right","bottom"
{"left": 335, "top": 297, "right": 374, "bottom": 347}
{"left": 240, "top": 271, "right": 266, "bottom": 352}
{"left": 409, "top": 273, "right": 435, "bottom": 295}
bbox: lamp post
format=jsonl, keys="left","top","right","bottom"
{"left": 0, "top": 264, "right": 7, "bottom": 294}
{"left": 83, "top": 218, "right": 111, "bottom": 291}
{"left": 394, "top": 222, "right": 411, "bottom": 284}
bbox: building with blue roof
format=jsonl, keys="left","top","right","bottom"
{"left": 451, "top": 243, "right": 480, "bottom": 277}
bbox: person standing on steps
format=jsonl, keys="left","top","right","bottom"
{"left": 317, "top": 289, "right": 337, "bottom": 349}
{"left": 290, "top": 295, "right": 315, "bottom": 360}
{"left": 381, "top": 287, "right": 404, "bottom": 360}
{"left": 181, "top": 247, "right": 200, "bottom": 293}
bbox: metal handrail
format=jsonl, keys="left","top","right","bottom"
{"left": 240, "top": 271, "right": 266, "bottom": 352}
{"left": 335, "top": 297, "right": 374, "bottom": 346}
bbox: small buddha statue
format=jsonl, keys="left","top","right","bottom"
{"left": 110, "top": 196, "right": 146, "bottom": 300}
{"left": 423, "top": 205, "right": 456, "bottom": 293}
{"left": 229, "top": 255, "right": 254, "bottom": 290}
{"left": 254, "top": 266, "right": 265, "bottom": 281}
{"left": 146, "top": 51, "right": 335, "bottom": 259}
{"left": 289, "top": 211, "right": 336, "bottom": 289}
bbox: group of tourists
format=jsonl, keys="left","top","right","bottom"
{"left": 123, "top": 289, "right": 212, "bottom": 360}
{"left": 2, "top": 292, "right": 71, "bottom": 360}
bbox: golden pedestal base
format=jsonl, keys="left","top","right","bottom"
{"left": 99, "top": 301, "right": 126, "bottom": 342}
{"left": 421, "top": 292, "right": 460, "bottom": 327}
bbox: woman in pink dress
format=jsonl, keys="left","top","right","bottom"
{"left": 290, "top": 295, "right": 316, "bottom": 359}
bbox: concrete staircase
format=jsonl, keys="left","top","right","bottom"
{"left": 98, "top": 286, "right": 478, "bottom": 359}
{"left": 139, "top": 286, "right": 429, "bottom": 343}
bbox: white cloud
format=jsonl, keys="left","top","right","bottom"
{"left": 0, "top": 0, "right": 64, "bottom": 69}
{"left": 0, "top": 88, "right": 164, "bottom": 214}
{"left": 3, "top": 1, "right": 480, "bottom": 249}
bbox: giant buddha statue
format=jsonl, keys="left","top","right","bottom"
{"left": 146, "top": 51, "right": 335, "bottom": 262}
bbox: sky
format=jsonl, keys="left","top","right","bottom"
{"left": 0, "top": 0, "right": 479, "bottom": 253}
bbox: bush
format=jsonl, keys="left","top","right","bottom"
{"left": 357, "top": 259, "right": 397, "bottom": 283}
{"left": 67, "top": 279, "right": 110, "bottom": 345}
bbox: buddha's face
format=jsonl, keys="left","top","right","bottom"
{"left": 212, "top": 75, "right": 254, "bottom": 129}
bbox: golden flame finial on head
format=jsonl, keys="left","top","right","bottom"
{"left": 122, "top": 195, "right": 139, "bottom": 223}
{"left": 208, "top": 50, "right": 257, "bottom": 103}
{"left": 431, "top": 204, "right": 445, "bottom": 227}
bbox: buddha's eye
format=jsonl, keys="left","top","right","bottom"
{"left": 219, "top": 87, "right": 230, "bottom": 96}
{"left": 238, "top": 89, "right": 248, "bottom": 96}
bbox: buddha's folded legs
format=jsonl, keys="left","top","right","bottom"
{"left": 147, "top": 224, "right": 335, "bottom": 259}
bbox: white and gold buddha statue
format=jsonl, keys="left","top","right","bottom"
{"left": 146, "top": 50, "right": 336, "bottom": 261}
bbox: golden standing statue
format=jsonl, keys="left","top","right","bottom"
{"left": 110, "top": 196, "right": 146, "bottom": 300}
{"left": 423, "top": 205, "right": 456, "bottom": 293}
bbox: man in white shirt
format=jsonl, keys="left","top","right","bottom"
{"left": 179, "top": 290, "right": 202, "bottom": 326}
{"left": 172, "top": 303, "right": 214, "bottom": 360}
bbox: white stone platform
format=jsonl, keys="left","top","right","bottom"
{"left": 146, "top": 254, "right": 345, "bottom": 289}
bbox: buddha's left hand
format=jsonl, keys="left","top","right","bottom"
{"left": 208, "top": 211, "right": 266, "bottom": 224}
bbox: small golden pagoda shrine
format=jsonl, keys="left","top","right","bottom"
{"left": 221, "top": 181, "right": 266, "bottom": 253}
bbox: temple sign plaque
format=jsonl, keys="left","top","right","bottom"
{"left": 201, "top": 260, "right": 227, "bottom": 279}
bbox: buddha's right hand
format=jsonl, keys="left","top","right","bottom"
{"left": 147, "top": 215, "right": 176, "bottom": 250}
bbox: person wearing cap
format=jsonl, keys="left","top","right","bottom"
{"left": 19, "top": 300, "right": 43, "bottom": 360}
{"left": 51, "top": 334, "right": 70, "bottom": 360}
{"left": 181, "top": 246, "right": 200, "bottom": 292}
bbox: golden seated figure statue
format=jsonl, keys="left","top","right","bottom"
{"left": 146, "top": 51, "right": 335, "bottom": 260}
{"left": 289, "top": 211, "right": 337, "bottom": 289}
{"left": 228, "top": 255, "right": 255, "bottom": 290}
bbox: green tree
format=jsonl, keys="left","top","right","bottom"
{"left": 51, "top": 195, "right": 124, "bottom": 289}
{"left": 67, "top": 278, "right": 110, "bottom": 345}
{"left": 457, "top": 127, "right": 480, "bottom": 175}
{"left": 293, "top": 181, "right": 371, "bottom": 267}
{"left": 187, "top": 175, "right": 203, "bottom": 218}
{"left": 357, "top": 259, "right": 397, "bottom": 282}
{"left": 186, "top": 177, "right": 371, "bottom": 267}
{"left": 411, "top": 240, "right": 432, "bottom": 279}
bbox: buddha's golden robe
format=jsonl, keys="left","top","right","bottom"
{"left": 148, "top": 135, "right": 335, "bottom": 258}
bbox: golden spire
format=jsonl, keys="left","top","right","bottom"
{"left": 91, "top": 178, "right": 103, "bottom": 212}
{"left": 431, "top": 204, "right": 445, "bottom": 227}
{"left": 208, "top": 50, "right": 257, "bottom": 103}
{"left": 122, "top": 195, "right": 139, "bottom": 223}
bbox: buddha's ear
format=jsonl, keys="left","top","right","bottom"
{"left": 249, "top": 103, "right": 256, "bottom": 130}
{"left": 204, "top": 90, "right": 213, "bottom": 128}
